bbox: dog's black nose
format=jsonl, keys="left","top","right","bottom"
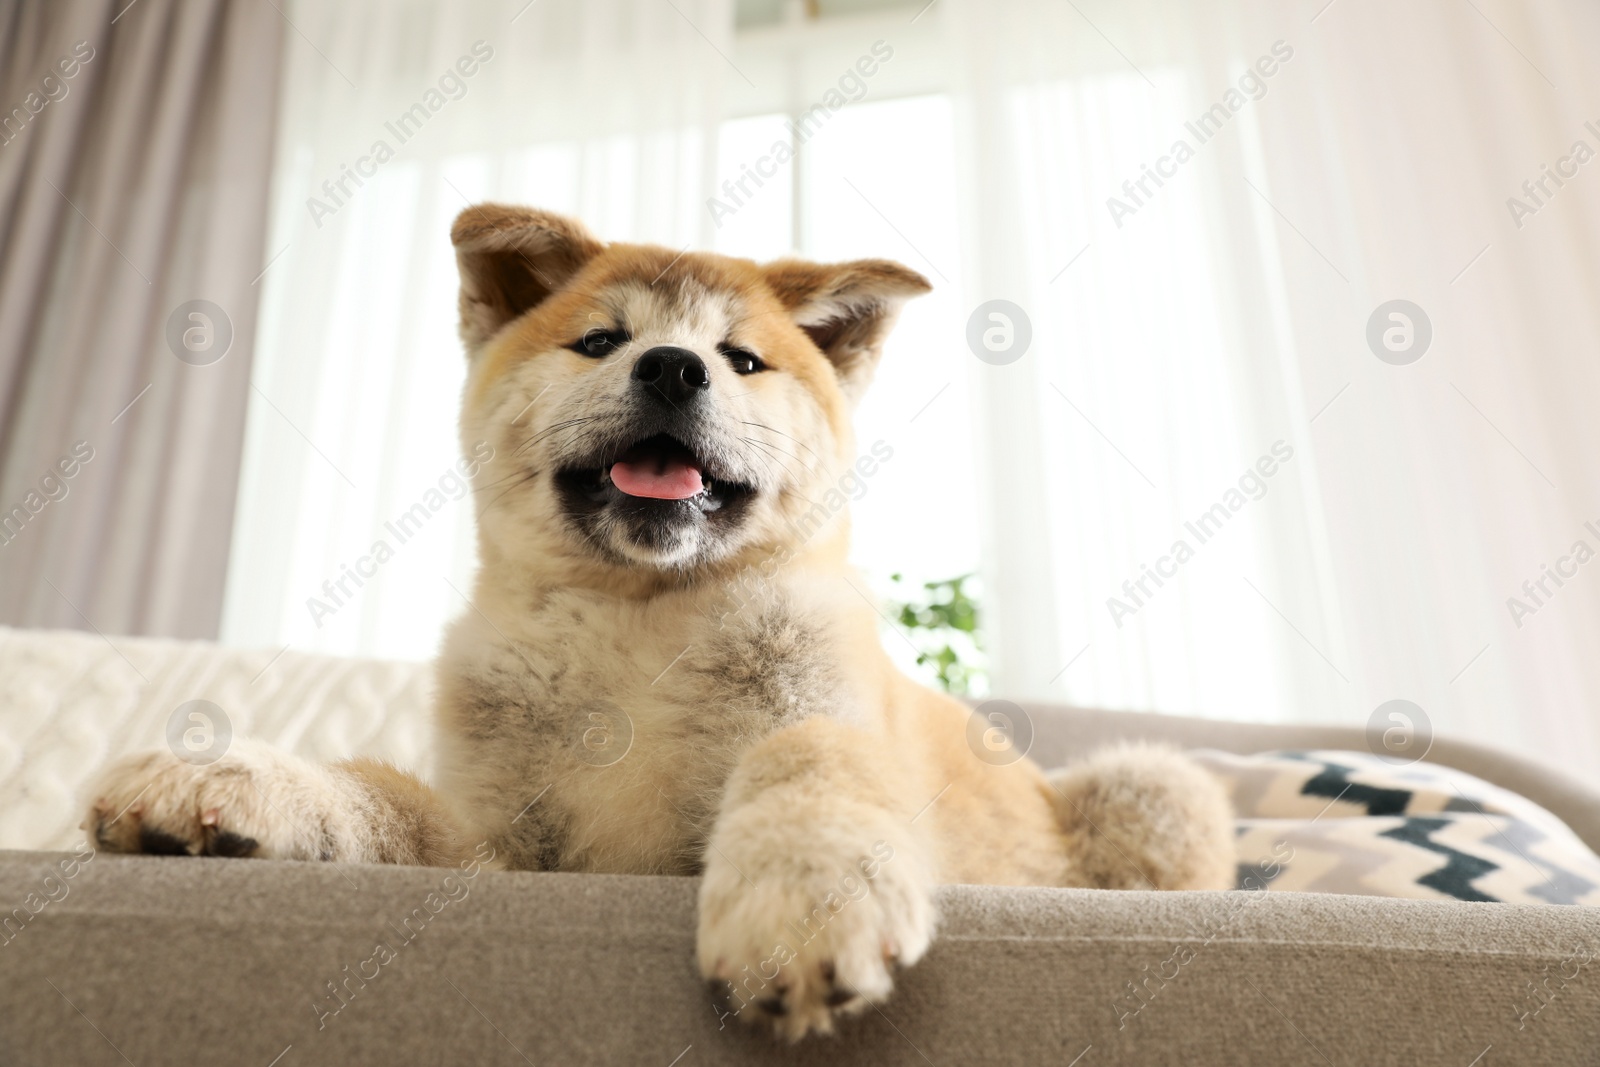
{"left": 632, "top": 346, "right": 709, "bottom": 406}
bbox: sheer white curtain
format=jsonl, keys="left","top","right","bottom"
{"left": 221, "top": 0, "right": 730, "bottom": 661}
{"left": 942, "top": 0, "right": 1600, "bottom": 777}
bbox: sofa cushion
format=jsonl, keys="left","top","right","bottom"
{"left": 1195, "top": 749, "right": 1600, "bottom": 905}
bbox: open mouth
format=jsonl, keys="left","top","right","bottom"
{"left": 611, "top": 436, "right": 709, "bottom": 500}
{"left": 556, "top": 433, "right": 754, "bottom": 516}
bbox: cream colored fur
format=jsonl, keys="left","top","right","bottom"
{"left": 85, "top": 204, "right": 1235, "bottom": 1040}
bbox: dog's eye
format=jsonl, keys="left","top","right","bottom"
{"left": 721, "top": 347, "right": 766, "bottom": 375}
{"left": 572, "top": 329, "right": 627, "bottom": 358}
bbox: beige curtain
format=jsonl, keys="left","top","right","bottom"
{"left": 0, "top": 0, "right": 284, "bottom": 638}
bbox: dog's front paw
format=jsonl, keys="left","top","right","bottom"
{"left": 697, "top": 837, "right": 934, "bottom": 1040}
{"left": 85, "top": 739, "right": 346, "bottom": 860}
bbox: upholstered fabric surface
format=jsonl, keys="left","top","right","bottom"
{"left": 1, "top": 851, "right": 1597, "bottom": 1066}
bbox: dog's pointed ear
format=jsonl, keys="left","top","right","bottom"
{"left": 762, "top": 258, "right": 932, "bottom": 402}
{"left": 450, "top": 204, "right": 605, "bottom": 355}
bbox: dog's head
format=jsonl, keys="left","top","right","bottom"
{"left": 451, "top": 204, "right": 929, "bottom": 586}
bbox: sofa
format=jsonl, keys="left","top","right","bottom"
{"left": 1, "top": 626, "right": 1596, "bottom": 1065}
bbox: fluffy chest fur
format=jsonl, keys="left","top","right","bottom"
{"left": 433, "top": 570, "right": 875, "bottom": 874}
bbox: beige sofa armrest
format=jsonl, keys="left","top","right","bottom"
{"left": 1, "top": 851, "right": 1594, "bottom": 1066}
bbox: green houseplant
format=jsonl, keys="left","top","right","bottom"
{"left": 886, "top": 572, "right": 987, "bottom": 697}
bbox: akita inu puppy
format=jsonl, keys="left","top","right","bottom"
{"left": 86, "top": 204, "right": 1234, "bottom": 1038}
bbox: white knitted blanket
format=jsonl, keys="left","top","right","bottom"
{"left": 0, "top": 626, "right": 434, "bottom": 851}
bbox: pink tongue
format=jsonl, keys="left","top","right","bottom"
{"left": 610, "top": 456, "right": 704, "bottom": 500}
